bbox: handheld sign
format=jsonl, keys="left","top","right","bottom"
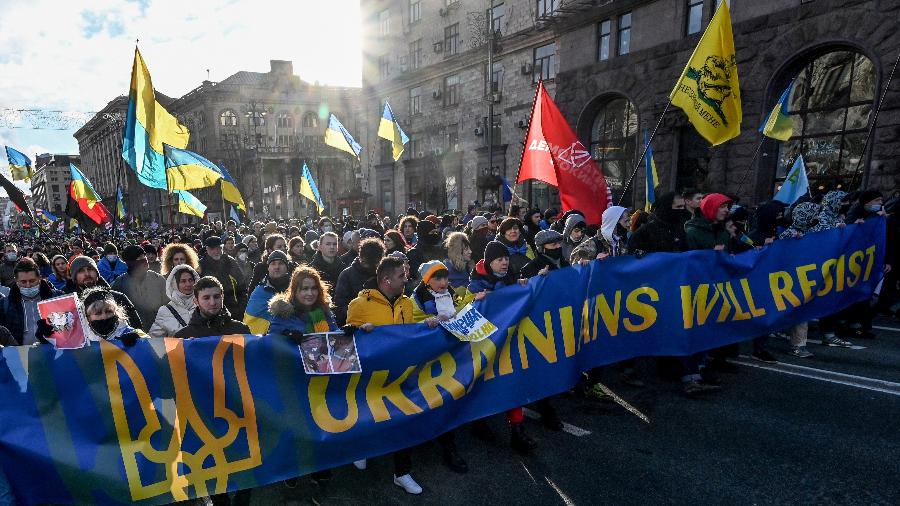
{"left": 37, "top": 294, "right": 88, "bottom": 349}
{"left": 439, "top": 303, "right": 498, "bottom": 342}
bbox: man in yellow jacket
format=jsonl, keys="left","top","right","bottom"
{"left": 343, "top": 255, "right": 421, "bottom": 495}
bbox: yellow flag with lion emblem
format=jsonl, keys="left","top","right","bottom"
{"left": 669, "top": 1, "right": 741, "bottom": 146}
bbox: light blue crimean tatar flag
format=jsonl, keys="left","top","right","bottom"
{"left": 773, "top": 155, "right": 810, "bottom": 205}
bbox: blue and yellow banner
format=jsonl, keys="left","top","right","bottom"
{"left": 174, "top": 189, "right": 206, "bottom": 218}
{"left": 377, "top": 101, "right": 409, "bottom": 161}
{"left": 760, "top": 79, "right": 796, "bottom": 141}
{"left": 0, "top": 220, "right": 885, "bottom": 505}
{"left": 219, "top": 165, "right": 245, "bottom": 212}
{"left": 164, "top": 145, "right": 223, "bottom": 191}
{"left": 324, "top": 114, "right": 362, "bottom": 159}
{"left": 123, "top": 48, "right": 190, "bottom": 190}
{"left": 299, "top": 162, "right": 325, "bottom": 214}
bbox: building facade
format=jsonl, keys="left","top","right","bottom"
{"left": 30, "top": 153, "right": 79, "bottom": 214}
{"left": 75, "top": 60, "right": 364, "bottom": 223}
{"left": 361, "top": 0, "right": 899, "bottom": 216}
{"left": 168, "top": 60, "right": 364, "bottom": 220}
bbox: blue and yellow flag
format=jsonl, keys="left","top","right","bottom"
{"left": 123, "top": 48, "right": 190, "bottom": 190}
{"left": 220, "top": 165, "right": 246, "bottom": 212}
{"left": 174, "top": 190, "right": 207, "bottom": 218}
{"left": 773, "top": 155, "right": 810, "bottom": 205}
{"left": 36, "top": 208, "right": 58, "bottom": 224}
{"left": 739, "top": 233, "right": 755, "bottom": 247}
{"left": 230, "top": 205, "right": 240, "bottom": 223}
{"left": 324, "top": 114, "right": 362, "bottom": 159}
{"left": 116, "top": 187, "right": 126, "bottom": 220}
{"left": 377, "top": 101, "right": 409, "bottom": 161}
{"left": 669, "top": 1, "right": 741, "bottom": 146}
{"left": 298, "top": 162, "right": 325, "bottom": 214}
{"left": 5, "top": 146, "right": 32, "bottom": 181}
{"left": 643, "top": 130, "right": 659, "bottom": 212}
{"left": 164, "top": 145, "right": 223, "bottom": 191}
{"left": 759, "top": 79, "right": 795, "bottom": 141}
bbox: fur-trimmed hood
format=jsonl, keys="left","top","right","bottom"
{"left": 267, "top": 293, "right": 296, "bottom": 319}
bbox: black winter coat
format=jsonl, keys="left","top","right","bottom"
{"left": 174, "top": 307, "right": 250, "bottom": 339}
{"left": 333, "top": 258, "right": 375, "bottom": 326}
{"left": 63, "top": 277, "right": 143, "bottom": 330}
{"left": 310, "top": 252, "right": 346, "bottom": 295}
{"left": 0, "top": 280, "right": 62, "bottom": 345}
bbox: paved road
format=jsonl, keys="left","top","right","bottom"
{"left": 237, "top": 317, "right": 900, "bottom": 505}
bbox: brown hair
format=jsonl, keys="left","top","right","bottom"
{"left": 285, "top": 265, "right": 331, "bottom": 309}
{"left": 383, "top": 230, "right": 408, "bottom": 252}
{"left": 161, "top": 243, "right": 200, "bottom": 276}
{"left": 398, "top": 215, "right": 419, "bottom": 235}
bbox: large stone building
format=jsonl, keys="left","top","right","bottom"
{"left": 30, "top": 153, "right": 79, "bottom": 214}
{"left": 168, "top": 60, "right": 364, "bottom": 219}
{"left": 75, "top": 60, "right": 364, "bottom": 224}
{"left": 360, "top": 0, "right": 899, "bottom": 215}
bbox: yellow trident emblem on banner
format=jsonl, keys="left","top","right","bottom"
{"left": 100, "top": 337, "right": 262, "bottom": 502}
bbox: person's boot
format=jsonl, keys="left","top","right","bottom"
{"left": 509, "top": 423, "right": 537, "bottom": 454}
{"left": 538, "top": 404, "right": 563, "bottom": 431}
{"left": 442, "top": 443, "right": 469, "bottom": 474}
{"left": 471, "top": 419, "right": 497, "bottom": 442}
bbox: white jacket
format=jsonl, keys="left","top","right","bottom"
{"left": 149, "top": 265, "right": 199, "bottom": 338}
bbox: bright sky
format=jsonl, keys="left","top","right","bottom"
{"left": 0, "top": 0, "right": 362, "bottom": 195}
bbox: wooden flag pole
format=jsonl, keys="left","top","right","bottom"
{"left": 849, "top": 50, "right": 900, "bottom": 189}
{"left": 617, "top": 101, "right": 671, "bottom": 206}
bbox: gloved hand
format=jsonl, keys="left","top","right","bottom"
{"left": 119, "top": 332, "right": 140, "bottom": 348}
{"left": 282, "top": 330, "right": 305, "bottom": 346}
{"left": 35, "top": 319, "right": 54, "bottom": 345}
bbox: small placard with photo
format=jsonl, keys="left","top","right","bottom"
{"left": 37, "top": 294, "right": 88, "bottom": 350}
{"left": 299, "top": 332, "right": 362, "bottom": 375}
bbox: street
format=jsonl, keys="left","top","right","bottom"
{"left": 244, "top": 316, "right": 900, "bottom": 505}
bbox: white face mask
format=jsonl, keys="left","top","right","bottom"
{"left": 5, "top": 252, "right": 17, "bottom": 262}
{"left": 106, "top": 254, "right": 118, "bottom": 263}
{"left": 238, "top": 253, "right": 248, "bottom": 261}
{"left": 865, "top": 204, "right": 882, "bottom": 213}
{"left": 322, "top": 225, "right": 333, "bottom": 233}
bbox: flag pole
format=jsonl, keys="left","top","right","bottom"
{"left": 849, "top": 50, "right": 900, "bottom": 189}
{"left": 617, "top": 100, "right": 672, "bottom": 206}
{"left": 734, "top": 137, "right": 765, "bottom": 196}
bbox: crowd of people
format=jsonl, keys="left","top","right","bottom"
{"left": 0, "top": 186, "right": 896, "bottom": 504}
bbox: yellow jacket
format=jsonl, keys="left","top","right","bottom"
{"left": 346, "top": 288, "right": 414, "bottom": 327}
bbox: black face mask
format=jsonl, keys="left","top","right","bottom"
{"left": 776, "top": 216, "right": 791, "bottom": 227}
{"left": 544, "top": 248, "right": 562, "bottom": 260}
{"left": 90, "top": 316, "right": 119, "bottom": 337}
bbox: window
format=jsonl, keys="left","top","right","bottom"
{"left": 533, "top": 43, "right": 557, "bottom": 82}
{"left": 51, "top": 184, "right": 59, "bottom": 193}
{"left": 448, "top": 126, "right": 459, "bottom": 150}
{"left": 490, "top": 3, "right": 505, "bottom": 34}
{"left": 686, "top": 0, "right": 703, "bottom": 35}
{"left": 409, "top": 86, "right": 422, "bottom": 115}
{"left": 443, "top": 74, "right": 460, "bottom": 107}
{"left": 276, "top": 134, "right": 294, "bottom": 147}
{"left": 302, "top": 112, "right": 319, "bottom": 128}
{"left": 486, "top": 63, "right": 502, "bottom": 93}
{"left": 378, "top": 54, "right": 390, "bottom": 78}
{"left": 276, "top": 112, "right": 293, "bottom": 129}
{"left": 219, "top": 109, "right": 237, "bottom": 127}
{"left": 444, "top": 23, "right": 460, "bottom": 57}
{"left": 409, "top": 0, "right": 421, "bottom": 23}
{"left": 598, "top": 20, "right": 611, "bottom": 61}
{"left": 247, "top": 111, "right": 265, "bottom": 127}
{"left": 589, "top": 97, "right": 638, "bottom": 194}
{"left": 536, "top": 0, "right": 559, "bottom": 19}
{"left": 774, "top": 50, "right": 875, "bottom": 188}
{"left": 409, "top": 39, "right": 422, "bottom": 70}
{"left": 618, "top": 13, "right": 632, "bottom": 55}
{"left": 379, "top": 9, "right": 390, "bottom": 36}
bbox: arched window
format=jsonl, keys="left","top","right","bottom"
{"left": 302, "top": 112, "right": 319, "bottom": 128}
{"left": 219, "top": 109, "right": 237, "bottom": 127}
{"left": 589, "top": 96, "right": 637, "bottom": 193}
{"left": 277, "top": 112, "right": 293, "bottom": 129}
{"left": 775, "top": 50, "right": 875, "bottom": 189}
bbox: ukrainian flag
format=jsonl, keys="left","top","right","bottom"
{"left": 36, "top": 209, "right": 58, "bottom": 224}
{"left": 174, "top": 190, "right": 207, "bottom": 218}
{"left": 377, "top": 101, "right": 409, "bottom": 161}
{"left": 116, "top": 187, "right": 126, "bottom": 220}
{"left": 220, "top": 165, "right": 246, "bottom": 211}
{"left": 759, "top": 79, "right": 795, "bottom": 141}
{"left": 324, "top": 114, "right": 362, "bottom": 159}
{"left": 70, "top": 164, "right": 111, "bottom": 224}
{"left": 164, "top": 144, "right": 225, "bottom": 190}
{"left": 123, "top": 48, "right": 190, "bottom": 190}
{"left": 643, "top": 130, "right": 659, "bottom": 212}
{"left": 298, "top": 162, "right": 325, "bottom": 214}
{"left": 5, "top": 146, "right": 32, "bottom": 181}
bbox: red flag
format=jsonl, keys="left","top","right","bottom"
{"left": 517, "top": 82, "right": 611, "bottom": 225}
{"left": 66, "top": 182, "right": 111, "bottom": 225}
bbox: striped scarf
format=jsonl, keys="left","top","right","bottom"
{"left": 304, "top": 307, "right": 332, "bottom": 333}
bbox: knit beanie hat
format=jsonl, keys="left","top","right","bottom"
{"left": 470, "top": 215, "right": 489, "bottom": 231}
{"left": 483, "top": 241, "right": 509, "bottom": 266}
{"left": 497, "top": 217, "right": 522, "bottom": 236}
{"left": 418, "top": 260, "right": 448, "bottom": 284}
{"left": 267, "top": 250, "right": 290, "bottom": 266}
{"left": 534, "top": 230, "right": 563, "bottom": 249}
{"left": 857, "top": 189, "right": 883, "bottom": 205}
{"left": 121, "top": 245, "right": 145, "bottom": 263}
{"left": 69, "top": 256, "right": 98, "bottom": 277}
{"left": 416, "top": 219, "right": 436, "bottom": 237}
{"left": 103, "top": 243, "right": 118, "bottom": 255}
